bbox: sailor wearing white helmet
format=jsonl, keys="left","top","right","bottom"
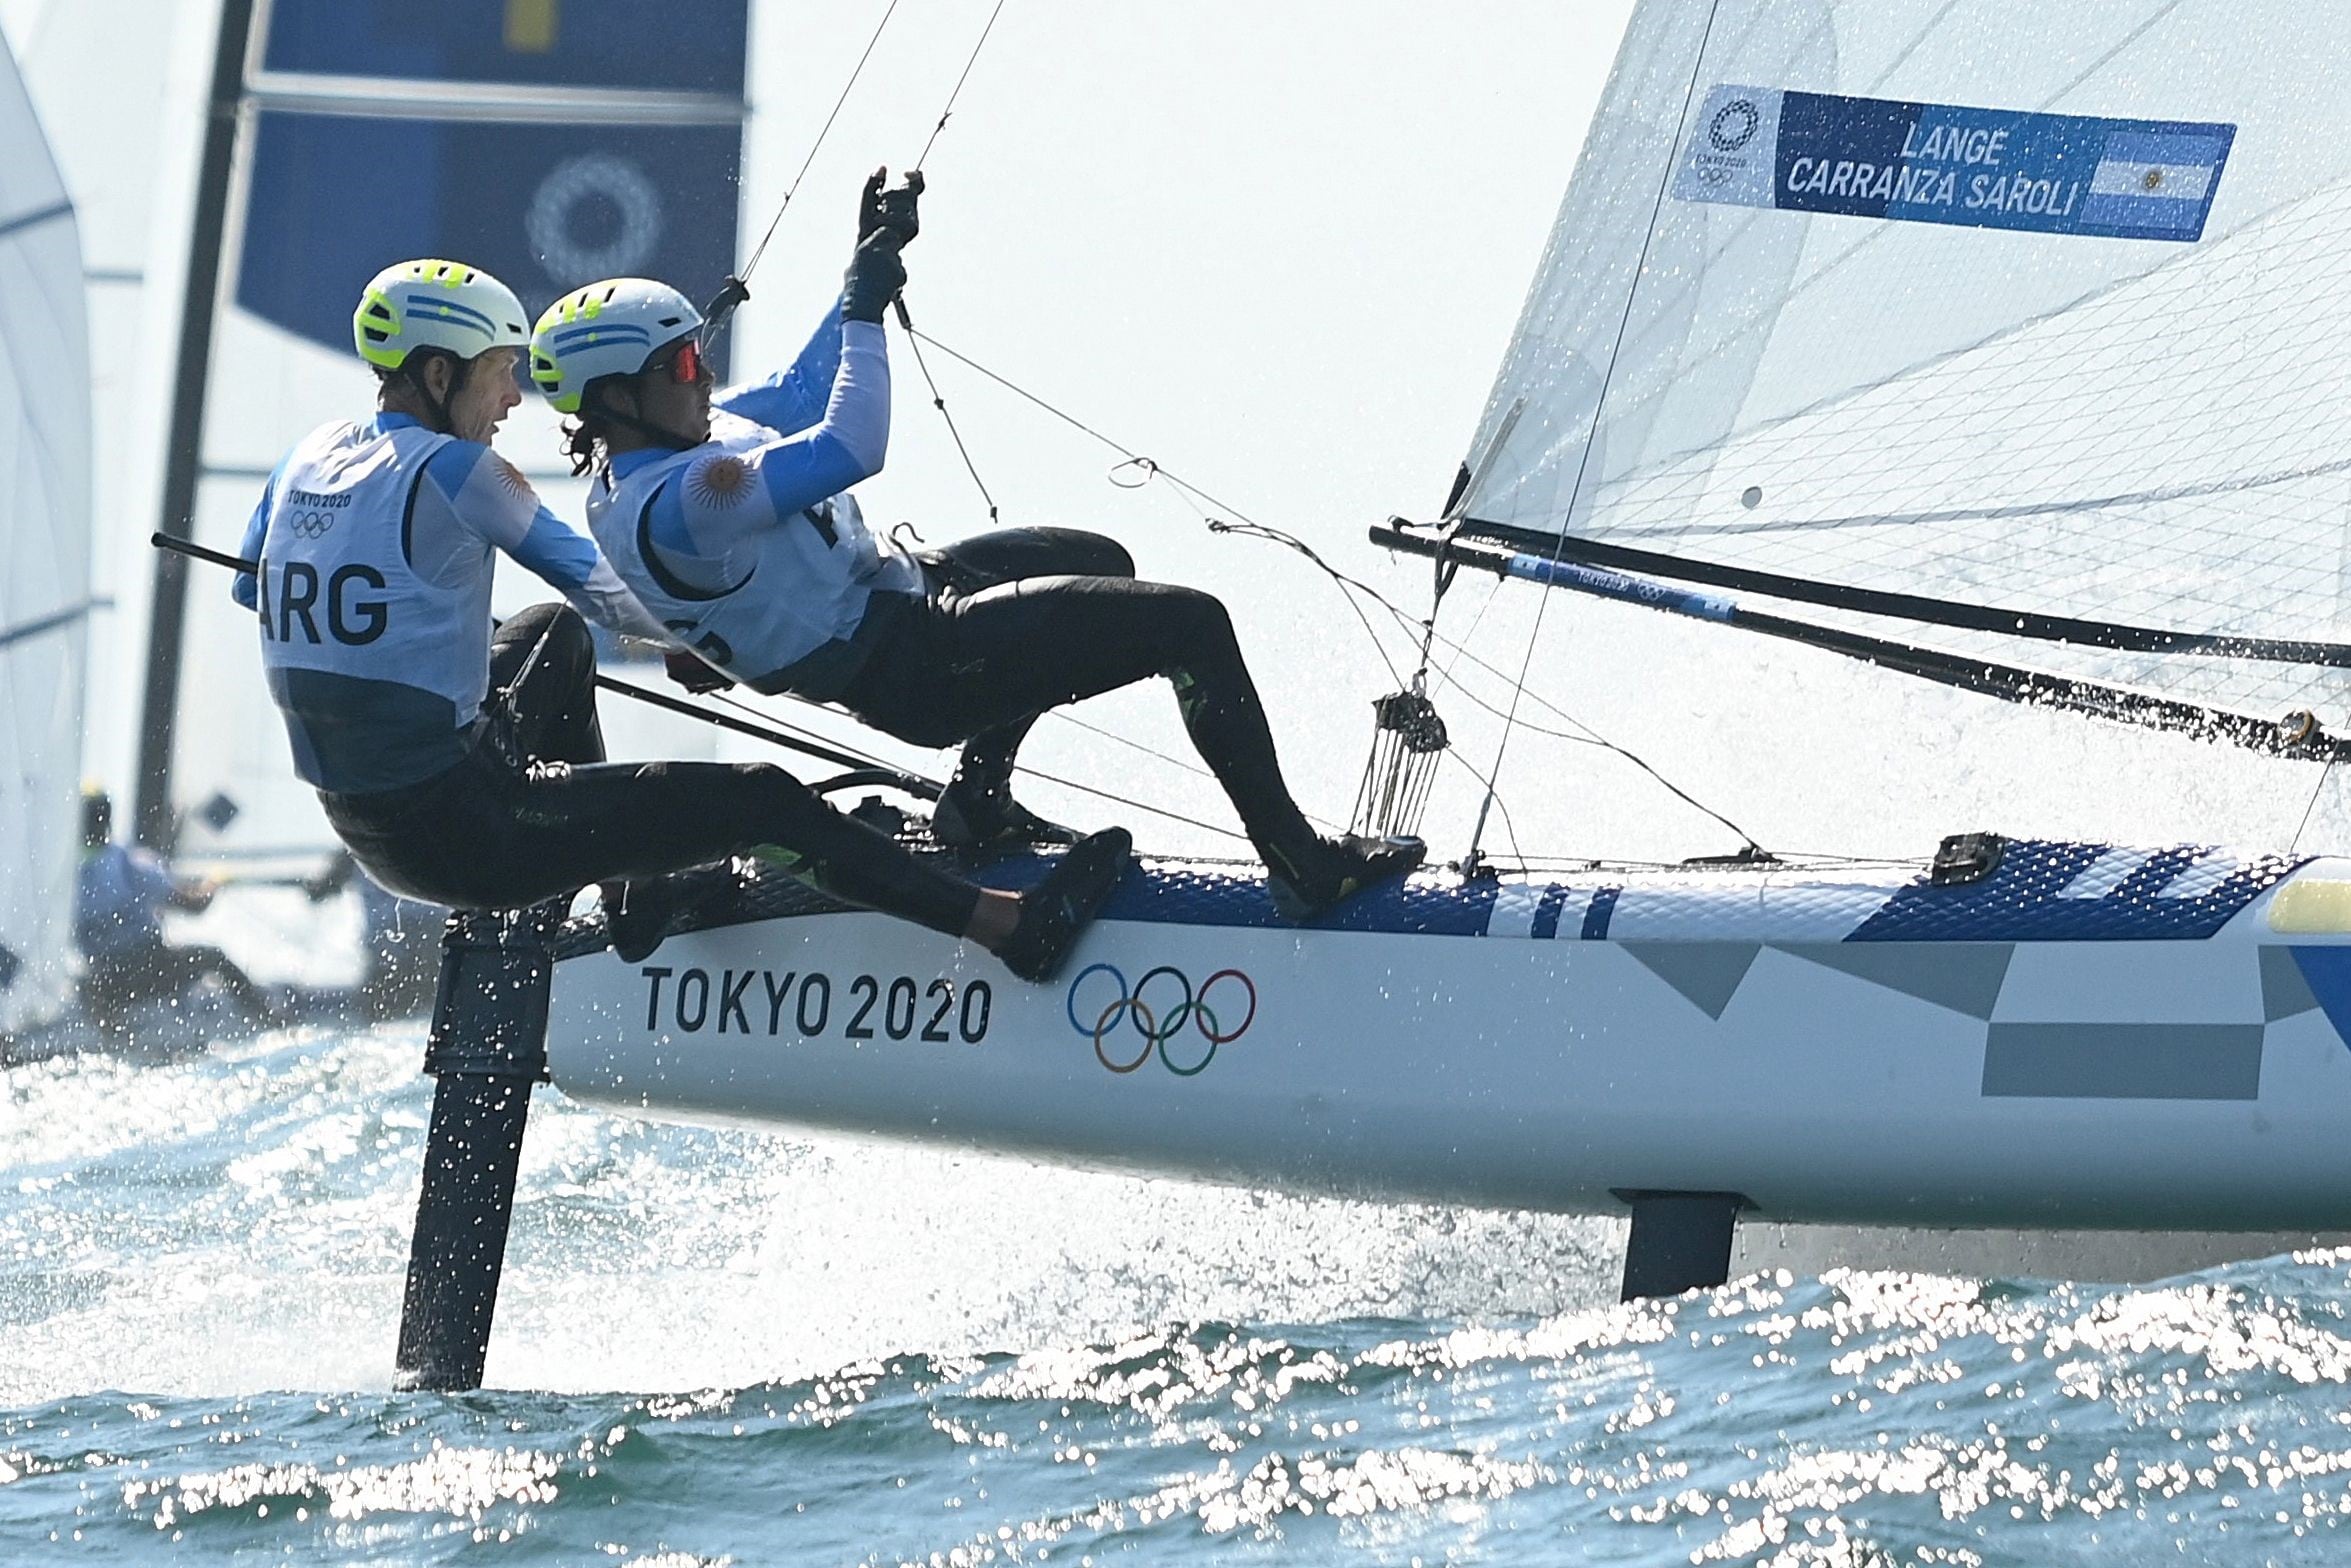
{"left": 232, "top": 258, "right": 1124, "bottom": 980}
{"left": 540, "top": 173, "right": 1420, "bottom": 916}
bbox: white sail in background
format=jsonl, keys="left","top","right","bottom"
{"left": 0, "top": 25, "right": 90, "bottom": 1029}
{"left": 0, "top": 0, "right": 206, "bottom": 822}
{"left": 1456, "top": 0, "right": 2351, "bottom": 735}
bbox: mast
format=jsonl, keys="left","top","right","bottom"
{"left": 133, "top": 0, "right": 260, "bottom": 851}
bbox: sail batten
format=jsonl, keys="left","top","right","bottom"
{"left": 1425, "top": 0, "right": 2351, "bottom": 745}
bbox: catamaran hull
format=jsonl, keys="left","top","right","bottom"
{"left": 546, "top": 840, "right": 2351, "bottom": 1234}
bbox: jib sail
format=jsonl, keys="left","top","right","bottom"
{"left": 1388, "top": 0, "right": 2351, "bottom": 757}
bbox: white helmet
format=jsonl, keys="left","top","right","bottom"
{"left": 353, "top": 259, "right": 529, "bottom": 371}
{"left": 529, "top": 279, "right": 704, "bottom": 414}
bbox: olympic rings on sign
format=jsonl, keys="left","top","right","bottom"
{"left": 1065, "top": 963, "right": 1257, "bottom": 1076}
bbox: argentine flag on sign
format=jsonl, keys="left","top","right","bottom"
{"left": 2082, "top": 130, "right": 2230, "bottom": 238}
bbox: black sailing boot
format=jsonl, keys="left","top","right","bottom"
{"left": 998, "top": 828, "right": 1133, "bottom": 982}
{"left": 1261, "top": 832, "right": 1428, "bottom": 921}
{"left": 930, "top": 754, "right": 1080, "bottom": 851}
{"left": 604, "top": 861, "right": 743, "bottom": 965}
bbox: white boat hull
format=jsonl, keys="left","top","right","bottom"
{"left": 546, "top": 839, "right": 2351, "bottom": 1234}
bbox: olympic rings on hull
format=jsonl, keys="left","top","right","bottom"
{"left": 1065, "top": 963, "right": 1256, "bottom": 1076}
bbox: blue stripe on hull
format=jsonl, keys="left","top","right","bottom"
{"left": 954, "top": 838, "right": 2300, "bottom": 944}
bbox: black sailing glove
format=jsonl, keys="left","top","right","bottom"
{"left": 857, "top": 166, "right": 924, "bottom": 248}
{"left": 842, "top": 228, "right": 908, "bottom": 324}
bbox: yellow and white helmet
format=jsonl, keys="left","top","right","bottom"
{"left": 529, "top": 279, "right": 703, "bottom": 414}
{"left": 353, "top": 259, "right": 530, "bottom": 371}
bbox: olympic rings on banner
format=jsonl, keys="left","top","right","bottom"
{"left": 1065, "top": 963, "right": 1257, "bottom": 1076}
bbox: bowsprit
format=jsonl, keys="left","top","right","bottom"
{"left": 1065, "top": 962, "right": 1256, "bottom": 1076}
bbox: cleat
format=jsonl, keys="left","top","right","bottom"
{"left": 998, "top": 828, "right": 1133, "bottom": 982}
{"left": 605, "top": 862, "right": 741, "bottom": 964}
{"left": 1264, "top": 833, "right": 1427, "bottom": 921}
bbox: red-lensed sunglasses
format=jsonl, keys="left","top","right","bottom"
{"left": 653, "top": 338, "right": 703, "bottom": 385}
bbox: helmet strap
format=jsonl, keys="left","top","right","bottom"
{"left": 585, "top": 379, "right": 699, "bottom": 454}
{"left": 402, "top": 350, "right": 470, "bottom": 436}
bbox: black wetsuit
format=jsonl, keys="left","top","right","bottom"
{"left": 840, "top": 528, "right": 1321, "bottom": 857}
{"left": 81, "top": 945, "right": 272, "bottom": 1026}
{"left": 319, "top": 604, "right": 981, "bottom": 931}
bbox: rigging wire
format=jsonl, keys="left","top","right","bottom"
{"left": 734, "top": 0, "right": 905, "bottom": 287}
{"left": 2292, "top": 755, "right": 2338, "bottom": 854}
{"left": 886, "top": 3, "right": 1015, "bottom": 526}
{"left": 698, "top": 670, "right": 1259, "bottom": 843}
{"left": 913, "top": 0, "right": 1011, "bottom": 171}
{"left": 1207, "top": 518, "right": 1762, "bottom": 849}
{"left": 702, "top": 10, "right": 1746, "bottom": 861}
{"left": 887, "top": 324, "right": 1767, "bottom": 851}
{"left": 1042, "top": 706, "right": 1214, "bottom": 782}
{"left": 894, "top": 315, "right": 1001, "bottom": 526}
{"left": 1465, "top": 0, "right": 1732, "bottom": 868}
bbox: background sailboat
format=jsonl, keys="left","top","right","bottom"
{"left": 0, "top": 22, "right": 91, "bottom": 1036}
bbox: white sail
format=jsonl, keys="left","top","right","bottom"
{"left": 0, "top": 22, "right": 90, "bottom": 1029}
{"left": 1454, "top": 0, "right": 2351, "bottom": 739}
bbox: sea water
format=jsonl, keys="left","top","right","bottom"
{"left": 3, "top": 1008, "right": 2349, "bottom": 1566}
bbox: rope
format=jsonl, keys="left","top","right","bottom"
{"left": 881, "top": 5, "right": 1017, "bottom": 525}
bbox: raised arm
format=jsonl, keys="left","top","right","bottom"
{"left": 713, "top": 296, "right": 851, "bottom": 437}
{"left": 718, "top": 166, "right": 921, "bottom": 439}
{"left": 741, "top": 317, "right": 891, "bottom": 516}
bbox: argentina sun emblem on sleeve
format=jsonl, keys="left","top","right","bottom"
{"left": 488, "top": 452, "right": 535, "bottom": 500}
{"left": 689, "top": 454, "right": 752, "bottom": 508}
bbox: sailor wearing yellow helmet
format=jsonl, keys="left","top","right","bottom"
{"left": 231, "top": 258, "right": 1126, "bottom": 979}
{"left": 532, "top": 172, "right": 1422, "bottom": 918}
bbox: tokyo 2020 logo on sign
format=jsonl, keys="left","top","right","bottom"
{"left": 1066, "top": 963, "right": 1256, "bottom": 1076}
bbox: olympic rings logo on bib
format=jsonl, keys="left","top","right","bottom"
{"left": 1066, "top": 963, "right": 1256, "bottom": 1076}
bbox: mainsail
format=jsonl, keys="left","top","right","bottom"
{"left": 141, "top": 0, "right": 749, "bottom": 859}
{"left": 0, "top": 23, "right": 91, "bottom": 1029}
{"left": 1385, "top": 0, "right": 2351, "bottom": 756}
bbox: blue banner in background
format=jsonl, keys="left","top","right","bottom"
{"left": 237, "top": 114, "right": 742, "bottom": 356}
{"left": 262, "top": 0, "right": 748, "bottom": 96}
{"left": 1675, "top": 84, "right": 2235, "bottom": 243}
{"left": 237, "top": 0, "right": 747, "bottom": 362}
